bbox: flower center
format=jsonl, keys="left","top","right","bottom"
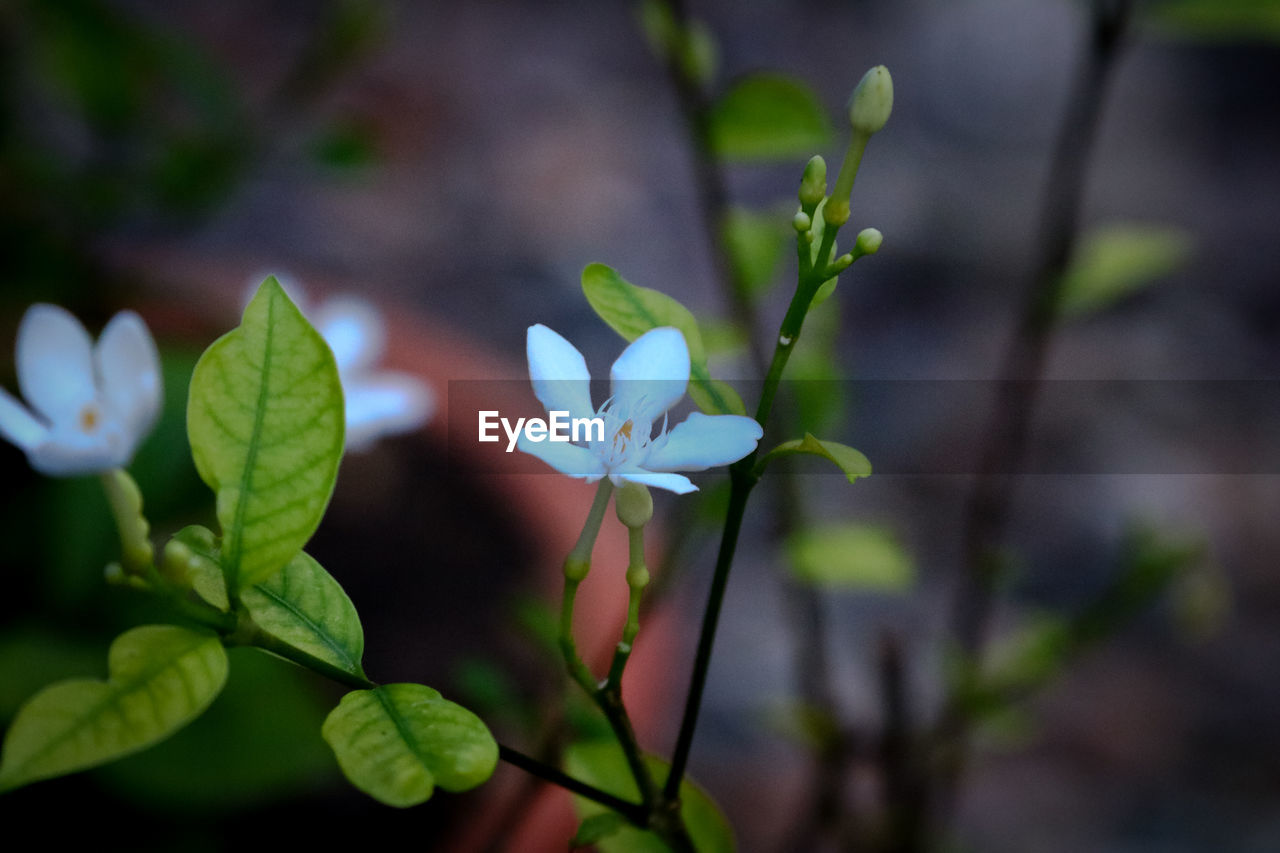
{"left": 79, "top": 404, "right": 100, "bottom": 433}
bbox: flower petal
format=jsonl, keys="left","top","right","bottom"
{"left": 26, "top": 427, "right": 129, "bottom": 477}
{"left": 517, "top": 433, "right": 605, "bottom": 480}
{"left": 643, "top": 412, "right": 763, "bottom": 472}
{"left": 616, "top": 469, "right": 698, "bottom": 494}
{"left": 0, "top": 387, "right": 48, "bottom": 451}
{"left": 344, "top": 372, "right": 434, "bottom": 452}
{"left": 527, "top": 325, "right": 595, "bottom": 422}
{"left": 313, "top": 296, "right": 386, "bottom": 377}
{"left": 96, "top": 311, "right": 162, "bottom": 450}
{"left": 609, "top": 327, "right": 689, "bottom": 426}
{"left": 16, "top": 304, "right": 97, "bottom": 427}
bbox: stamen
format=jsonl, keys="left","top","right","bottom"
{"left": 79, "top": 405, "right": 100, "bottom": 433}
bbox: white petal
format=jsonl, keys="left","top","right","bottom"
{"left": 643, "top": 412, "right": 763, "bottom": 472}
{"left": 16, "top": 304, "right": 96, "bottom": 427}
{"left": 0, "top": 387, "right": 48, "bottom": 451}
{"left": 609, "top": 327, "right": 689, "bottom": 425}
{"left": 616, "top": 469, "right": 698, "bottom": 494}
{"left": 517, "top": 433, "right": 605, "bottom": 479}
{"left": 344, "top": 372, "right": 434, "bottom": 452}
{"left": 527, "top": 325, "right": 595, "bottom": 422}
{"left": 313, "top": 296, "right": 386, "bottom": 376}
{"left": 96, "top": 311, "right": 162, "bottom": 449}
{"left": 26, "top": 420, "right": 130, "bottom": 476}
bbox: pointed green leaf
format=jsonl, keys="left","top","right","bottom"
{"left": 1059, "top": 224, "right": 1192, "bottom": 319}
{"left": 787, "top": 523, "right": 914, "bottom": 593}
{"left": 582, "top": 263, "right": 746, "bottom": 416}
{"left": 187, "top": 276, "right": 345, "bottom": 592}
{"left": 242, "top": 550, "right": 364, "bottom": 678}
{"left": 163, "top": 524, "right": 228, "bottom": 611}
{"left": 565, "top": 740, "right": 735, "bottom": 853}
{"left": 708, "top": 73, "right": 832, "bottom": 161}
{"left": 759, "top": 433, "right": 871, "bottom": 483}
{"left": 0, "top": 625, "right": 228, "bottom": 791}
{"left": 322, "top": 683, "right": 498, "bottom": 807}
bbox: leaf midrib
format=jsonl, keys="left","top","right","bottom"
{"left": 226, "top": 291, "right": 277, "bottom": 594}
{"left": 252, "top": 579, "right": 359, "bottom": 674}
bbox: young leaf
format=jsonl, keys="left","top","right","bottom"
{"left": 241, "top": 550, "right": 365, "bottom": 678}
{"left": 322, "top": 683, "right": 498, "bottom": 807}
{"left": 759, "top": 433, "right": 871, "bottom": 483}
{"left": 722, "top": 207, "right": 788, "bottom": 298}
{"left": 708, "top": 73, "right": 833, "bottom": 161}
{"left": 572, "top": 811, "right": 628, "bottom": 849}
{"left": 787, "top": 523, "right": 914, "bottom": 593}
{"left": 582, "top": 263, "right": 746, "bottom": 416}
{"left": 163, "top": 524, "right": 228, "bottom": 611}
{"left": 564, "top": 740, "right": 735, "bottom": 853}
{"left": 187, "top": 276, "right": 345, "bottom": 592}
{"left": 1058, "top": 224, "right": 1192, "bottom": 319}
{"left": 0, "top": 625, "right": 228, "bottom": 792}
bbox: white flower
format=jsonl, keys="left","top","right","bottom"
{"left": 246, "top": 274, "right": 434, "bottom": 452}
{"left": 0, "top": 304, "right": 161, "bottom": 476}
{"left": 518, "top": 324, "right": 763, "bottom": 494}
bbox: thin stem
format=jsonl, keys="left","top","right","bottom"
{"left": 932, "top": 0, "right": 1135, "bottom": 828}
{"left": 607, "top": 524, "right": 649, "bottom": 688}
{"left": 496, "top": 744, "right": 647, "bottom": 824}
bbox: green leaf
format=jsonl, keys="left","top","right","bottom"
{"left": 760, "top": 433, "right": 871, "bottom": 483}
{"left": 187, "top": 276, "right": 345, "bottom": 592}
{"left": 242, "top": 550, "right": 365, "bottom": 678}
{"left": 582, "top": 263, "right": 746, "bottom": 416}
{"left": 564, "top": 740, "right": 735, "bottom": 853}
{"left": 708, "top": 73, "right": 832, "bottom": 161}
{"left": 1059, "top": 224, "right": 1192, "bottom": 319}
{"left": 163, "top": 524, "right": 228, "bottom": 611}
{"left": 572, "top": 811, "right": 628, "bottom": 849}
{"left": 637, "top": 0, "right": 718, "bottom": 87}
{"left": 722, "top": 207, "right": 788, "bottom": 298}
{"left": 787, "top": 523, "right": 914, "bottom": 592}
{"left": 0, "top": 625, "right": 228, "bottom": 791}
{"left": 322, "top": 683, "right": 498, "bottom": 807}
{"left": 99, "top": 647, "right": 334, "bottom": 810}
{"left": 1147, "top": 0, "right": 1280, "bottom": 42}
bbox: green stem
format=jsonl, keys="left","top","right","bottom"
{"left": 607, "top": 525, "right": 649, "bottom": 688}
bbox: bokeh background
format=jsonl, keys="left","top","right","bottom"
{"left": 1, "top": 1, "right": 1278, "bottom": 850}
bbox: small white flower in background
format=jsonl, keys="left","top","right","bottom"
{"left": 0, "top": 304, "right": 162, "bottom": 476}
{"left": 245, "top": 274, "right": 434, "bottom": 451}
{"left": 520, "top": 324, "right": 763, "bottom": 494}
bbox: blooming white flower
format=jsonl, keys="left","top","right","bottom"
{"left": 0, "top": 304, "right": 161, "bottom": 476}
{"left": 245, "top": 274, "right": 434, "bottom": 452}
{"left": 518, "top": 324, "right": 763, "bottom": 494}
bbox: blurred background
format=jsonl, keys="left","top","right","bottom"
{"left": 1, "top": 0, "right": 1278, "bottom": 850}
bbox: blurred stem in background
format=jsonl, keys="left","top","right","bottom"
{"left": 928, "top": 0, "right": 1137, "bottom": 841}
{"left": 651, "top": 0, "right": 849, "bottom": 846}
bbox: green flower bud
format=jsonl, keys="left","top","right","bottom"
{"left": 830, "top": 252, "right": 854, "bottom": 274}
{"left": 626, "top": 564, "right": 651, "bottom": 590}
{"left": 848, "top": 65, "right": 893, "bottom": 135}
{"left": 792, "top": 210, "right": 812, "bottom": 232}
{"left": 563, "top": 555, "right": 591, "bottom": 582}
{"left": 798, "top": 155, "right": 827, "bottom": 206}
{"left": 854, "top": 227, "right": 883, "bottom": 258}
{"left": 615, "top": 481, "right": 653, "bottom": 529}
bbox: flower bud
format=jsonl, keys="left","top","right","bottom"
{"left": 563, "top": 555, "right": 591, "bottom": 582}
{"left": 854, "top": 228, "right": 883, "bottom": 258}
{"left": 792, "top": 210, "right": 812, "bottom": 233}
{"left": 830, "top": 253, "right": 854, "bottom": 275}
{"left": 798, "top": 155, "right": 827, "bottom": 206}
{"left": 615, "top": 481, "right": 653, "bottom": 529}
{"left": 848, "top": 65, "right": 893, "bottom": 135}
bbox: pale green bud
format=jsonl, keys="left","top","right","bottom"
{"left": 615, "top": 481, "right": 653, "bottom": 529}
{"left": 830, "top": 253, "right": 854, "bottom": 274}
{"left": 792, "top": 210, "right": 812, "bottom": 232}
{"left": 798, "top": 155, "right": 827, "bottom": 206}
{"left": 848, "top": 65, "right": 893, "bottom": 135}
{"left": 854, "top": 228, "right": 883, "bottom": 258}
{"left": 563, "top": 555, "right": 591, "bottom": 582}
